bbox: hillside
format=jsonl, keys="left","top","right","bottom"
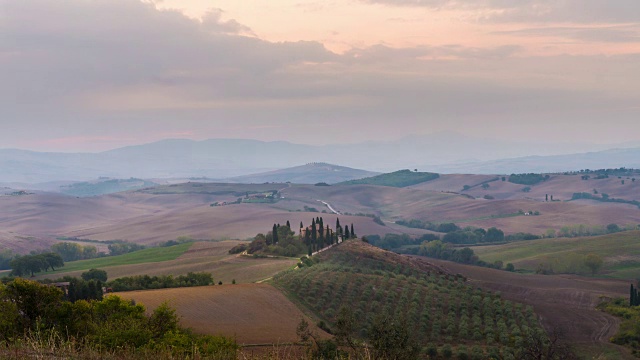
{"left": 423, "top": 257, "right": 630, "bottom": 359}
{"left": 410, "top": 173, "right": 640, "bottom": 202}
{"left": 472, "top": 231, "right": 640, "bottom": 279}
{"left": 4, "top": 179, "right": 640, "bottom": 254}
{"left": 273, "top": 240, "right": 545, "bottom": 357}
{"left": 339, "top": 169, "right": 439, "bottom": 187}
{"left": 430, "top": 148, "right": 640, "bottom": 174}
{"left": 60, "top": 178, "right": 157, "bottom": 197}
{"left": 228, "top": 163, "right": 379, "bottom": 184}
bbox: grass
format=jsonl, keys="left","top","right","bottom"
{"left": 339, "top": 169, "right": 439, "bottom": 187}
{"left": 473, "top": 231, "right": 640, "bottom": 278}
{"left": 27, "top": 241, "right": 297, "bottom": 284}
{"left": 39, "top": 243, "right": 193, "bottom": 276}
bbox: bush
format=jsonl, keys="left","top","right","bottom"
{"left": 81, "top": 268, "right": 108, "bottom": 282}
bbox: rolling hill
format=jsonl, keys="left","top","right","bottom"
{"left": 3, "top": 178, "right": 640, "bottom": 254}
{"left": 472, "top": 231, "right": 640, "bottom": 279}
{"left": 273, "top": 240, "right": 546, "bottom": 357}
{"left": 338, "top": 169, "right": 439, "bottom": 187}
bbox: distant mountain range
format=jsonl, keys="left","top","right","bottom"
{"left": 429, "top": 148, "right": 640, "bottom": 174}
{"left": 1, "top": 134, "right": 640, "bottom": 183}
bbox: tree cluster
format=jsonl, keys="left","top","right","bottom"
{"left": 107, "top": 272, "right": 213, "bottom": 292}
{"left": 508, "top": 173, "right": 549, "bottom": 185}
{"left": 10, "top": 252, "right": 64, "bottom": 277}
{"left": 442, "top": 227, "right": 505, "bottom": 244}
{"left": 51, "top": 242, "right": 100, "bottom": 261}
{"left": 395, "top": 219, "right": 460, "bottom": 233}
{"left": 364, "top": 233, "right": 438, "bottom": 251}
{"left": 108, "top": 241, "right": 146, "bottom": 256}
{"left": 246, "top": 217, "right": 356, "bottom": 258}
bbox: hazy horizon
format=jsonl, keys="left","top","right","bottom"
{"left": 1, "top": 1, "right": 640, "bottom": 152}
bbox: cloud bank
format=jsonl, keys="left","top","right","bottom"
{"left": 0, "top": 0, "right": 639, "bottom": 151}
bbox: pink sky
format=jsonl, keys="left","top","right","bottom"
{"left": 156, "top": 0, "right": 640, "bottom": 56}
{"left": 2, "top": 0, "right": 640, "bottom": 152}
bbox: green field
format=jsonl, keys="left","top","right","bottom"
{"left": 473, "top": 230, "right": 640, "bottom": 278}
{"left": 339, "top": 169, "right": 439, "bottom": 187}
{"left": 40, "top": 242, "right": 193, "bottom": 276}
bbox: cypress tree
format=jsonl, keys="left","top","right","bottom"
{"left": 351, "top": 224, "right": 356, "bottom": 238}
{"left": 631, "top": 284, "right": 635, "bottom": 307}
{"left": 319, "top": 221, "right": 325, "bottom": 249}
{"left": 286, "top": 220, "right": 291, "bottom": 228}
{"left": 344, "top": 225, "right": 350, "bottom": 240}
{"left": 336, "top": 218, "right": 341, "bottom": 232}
{"left": 311, "top": 220, "right": 317, "bottom": 251}
{"left": 304, "top": 229, "right": 311, "bottom": 246}
{"left": 272, "top": 224, "right": 279, "bottom": 245}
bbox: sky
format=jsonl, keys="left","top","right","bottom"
{"left": 1, "top": 0, "right": 640, "bottom": 152}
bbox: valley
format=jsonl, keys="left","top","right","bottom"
{"left": 2, "top": 168, "right": 640, "bottom": 358}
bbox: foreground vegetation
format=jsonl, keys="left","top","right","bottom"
{"left": 598, "top": 295, "right": 640, "bottom": 357}
{"left": 0, "top": 278, "right": 238, "bottom": 359}
{"left": 273, "top": 240, "right": 569, "bottom": 359}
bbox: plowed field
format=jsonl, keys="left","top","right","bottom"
{"left": 120, "top": 284, "right": 329, "bottom": 345}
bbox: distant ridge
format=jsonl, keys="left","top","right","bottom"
{"left": 228, "top": 163, "right": 379, "bottom": 184}
{"left": 429, "top": 148, "right": 640, "bottom": 174}
{"left": 339, "top": 169, "right": 440, "bottom": 187}
{"left": 2, "top": 136, "right": 640, "bottom": 183}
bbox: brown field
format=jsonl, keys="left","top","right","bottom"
{"left": 424, "top": 257, "right": 633, "bottom": 359}
{"left": 3, "top": 179, "right": 639, "bottom": 254}
{"left": 119, "top": 284, "right": 330, "bottom": 345}
{"left": 35, "top": 241, "right": 298, "bottom": 284}
{"left": 0, "top": 187, "right": 410, "bottom": 253}
{"left": 282, "top": 184, "right": 640, "bottom": 235}
{"left": 410, "top": 173, "right": 640, "bottom": 202}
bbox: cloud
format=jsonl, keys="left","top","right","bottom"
{"left": 493, "top": 25, "right": 640, "bottom": 43}
{"left": 360, "top": 0, "right": 640, "bottom": 23}
{"left": 1, "top": 0, "right": 640, "bottom": 150}
{"left": 200, "top": 8, "right": 254, "bottom": 35}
